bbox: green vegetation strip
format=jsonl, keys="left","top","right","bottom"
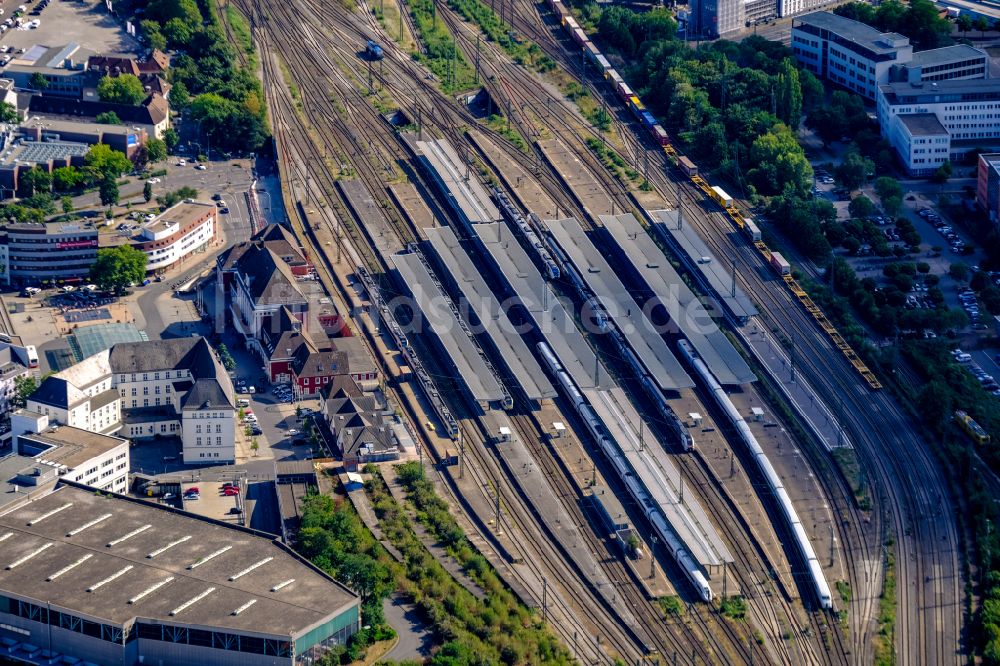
{"left": 408, "top": 0, "right": 476, "bottom": 93}
{"left": 446, "top": 0, "right": 554, "bottom": 72}
{"left": 372, "top": 462, "right": 573, "bottom": 664}
{"left": 875, "top": 541, "right": 897, "bottom": 666}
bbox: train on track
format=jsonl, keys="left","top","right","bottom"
{"left": 955, "top": 409, "right": 991, "bottom": 445}
{"left": 545, "top": 0, "right": 882, "bottom": 391}
{"left": 537, "top": 341, "right": 713, "bottom": 602}
{"left": 677, "top": 340, "right": 833, "bottom": 610}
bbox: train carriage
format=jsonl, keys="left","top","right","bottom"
{"left": 584, "top": 41, "right": 602, "bottom": 64}
{"left": 571, "top": 27, "right": 589, "bottom": 46}
{"left": 563, "top": 14, "right": 579, "bottom": 30}
{"left": 616, "top": 81, "right": 633, "bottom": 102}
{"left": 652, "top": 125, "right": 669, "bottom": 146}
{"left": 640, "top": 111, "right": 657, "bottom": 131}
{"left": 607, "top": 68, "right": 623, "bottom": 85}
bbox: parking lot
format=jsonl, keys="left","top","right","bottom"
{"left": 0, "top": 0, "right": 136, "bottom": 56}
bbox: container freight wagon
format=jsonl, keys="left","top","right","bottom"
{"left": 770, "top": 252, "right": 790, "bottom": 276}
{"left": 678, "top": 156, "right": 698, "bottom": 177}
{"left": 743, "top": 217, "right": 761, "bottom": 242}
{"left": 709, "top": 185, "right": 733, "bottom": 209}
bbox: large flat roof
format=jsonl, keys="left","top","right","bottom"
{"left": 425, "top": 226, "right": 556, "bottom": 401}
{"left": 584, "top": 387, "right": 732, "bottom": 568}
{"left": 646, "top": 211, "right": 758, "bottom": 322}
{"left": 909, "top": 43, "right": 987, "bottom": 66}
{"left": 475, "top": 222, "right": 613, "bottom": 390}
{"left": 545, "top": 217, "right": 694, "bottom": 392}
{"left": 880, "top": 78, "right": 1000, "bottom": 103}
{"left": 794, "top": 11, "right": 908, "bottom": 54}
{"left": 899, "top": 113, "right": 949, "bottom": 137}
{"left": 0, "top": 483, "right": 358, "bottom": 637}
{"left": 392, "top": 251, "right": 506, "bottom": 405}
{"left": 603, "top": 213, "right": 756, "bottom": 386}
{"left": 144, "top": 200, "right": 215, "bottom": 235}
{"left": 20, "top": 425, "right": 125, "bottom": 470}
{"left": 416, "top": 139, "right": 500, "bottom": 226}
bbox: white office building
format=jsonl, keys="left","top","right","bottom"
{"left": 12, "top": 419, "right": 130, "bottom": 494}
{"left": 877, "top": 79, "right": 1000, "bottom": 175}
{"left": 21, "top": 337, "right": 236, "bottom": 465}
{"left": 792, "top": 12, "right": 988, "bottom": 101}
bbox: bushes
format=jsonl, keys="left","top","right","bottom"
{"left": 376, "top": 463, "right": 573, "bottom": 664}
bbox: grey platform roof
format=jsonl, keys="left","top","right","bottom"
{"left": 545, "top": 217, "right": 694, "bottom": 392}
{"left": 416, "top": 139, "right": 500, "bottom": 226}
{"left": 425, "top": 226, "right": 556, "bottom": 401}
{"left": 391, "top": 252, "right": 505, "bottom": 405}
{"left": 909, "top": 43, "right": 986, "bottom": 66}
{"left": 603, "top": 213, "right": 757, "bottom": 386}
{"left": 475, "top": 223, "right": 613, "bottom": 390}
{"left": 584, "top": 387, "right": 732, "bottom": 568}
{"left": 0, "top": 482, "right": 358, "bottom": 637}
{"left": 646, "top": 211, "right": 759, "bottom": 322}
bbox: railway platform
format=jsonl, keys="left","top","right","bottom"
{"left": 466, "top": 130, "right": 560, "bottom": 219}
{"left": 388, "top": 182, "right": 439, "bottom": 240}
{"left": 538, "top": 138, "right": 615, "bottom": 220}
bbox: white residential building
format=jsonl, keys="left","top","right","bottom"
{"left": 791, "top": 13, "right": 988, "bottom": 101}
{"left": 21, "top": 337, "right": 235, "bottom": 465}
{"left": 134, "top": 201, "right": 217, "bottom": 273}
{"left": 877, "top": 79, "right": 1000, "bottom": 175}
{"left": 14, "top": 419, "right": 130, "bottom": 494}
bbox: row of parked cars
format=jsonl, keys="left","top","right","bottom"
{"left": 953, "top": 349, "right": 1000, "bottom": 397}
{"left": 920, "top": 208, "right": 967, "bottom": 253}
{"left": 959, "top": 288, "right": 982, "bottom": 326}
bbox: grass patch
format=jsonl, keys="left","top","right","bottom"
{"left": 753, "top": 629, "right": 765, "bottom": 645}
{"left": 658, "top": 595, "right": 683, "bottom": 617}
{"left": 483, "top": 113, "right": 527, "bottom": 152}
{"left": 836, "top": 579, "right": 852, "bottom": 604}
{"left": 224, "top": 6, "right": 255, "bottom": 57}
{"left": 874, "top": 541, "right": 897, "bottom": 666}
{"left": 408, "top": 0, "right": 476, "bottom": 93}
{"left": 584, "top": 136, "right": 643, "bottom": 187}
{"left": 372, "top": 0, "right": 417, "bottom": 52}
{"left": 720, "top": 595, "right": 748, "bottom": 620}
{"left": 831, "top": 447, "right": 871, "bottom": 510}
{"left": 276, "top": 58, "right": 303, "bottom": 111}
{"left": 446, "top": 0, "right": 555, "bottom": 73}
{"left": 368, "top": 89, "right": 398, "bottom": 116}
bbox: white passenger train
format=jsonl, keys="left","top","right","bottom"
{"left": 676, "top": 340, "right": 833, "bottom": 609}
{"left": 537, "top": 341, "right": 713, "bottom": 602}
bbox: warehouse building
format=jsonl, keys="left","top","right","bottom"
{"left": 0, "top": 481, "right": 360, "bottom": 665}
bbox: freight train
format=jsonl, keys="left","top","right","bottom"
{"left": 536, "top": 341, "right": 713, "bottom": 601}
{"left": 677, "top": 340, "right": 833, "bottom": 610}
{"left": 544, "top": 0, "right": 883, "bottom": 390}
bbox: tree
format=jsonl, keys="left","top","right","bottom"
{"left": 143, "top": 181, "right": 153, "bottom": 203}
{"left": 99, "top": 177, "right": 119, "bottom": 207}
{"left": 162, "top": 128, "right": 180, "bottom": 152}
{"left": 52, "top": 166, "right": 82, "bottom": 193}
{"left": 96, "top": 74, "right": 146, "bottom": 105}
{"left": 89, "top": 245, "right": 148, "bottom": 295}
{"left": 836, "top": 151, "right": 874, "bottom": 190}
{"left": 84, "top": 144, "right": 132, "bottom": 179}
{"left": 12, "top": 375, "right": 37, "bottom": 408}
{"left": 747, "top": 124, "right": 813, "bottom": 197}
{"left": 849, "top": 194, "right": 876, "bottom": 219}
{"left": 250, "top": 438, "right": 259, "bottom": 456}
{"left": 95, "top": 111, "right": 122, "bottom": 125}
{"left": 950, "top": 262, "right": 969, "bottom": 281}
{"left": 932, "top": 161, "right": 953, "bottom": 184}
{"left": 774, "top": 58, "right": 803, "bottom": 128}
{"left": 874, "top": 175, "right": 903, "bottom": 201}
{"left": 957, "top": 13, "right": 973, "bottom": 36}
{"left": 975, "top": 15, "right": 990, "bottom": 36}
{"left": 163, "top": 17, "right": 194, "bottom": 46}
{"left": 19, "top": 167, "right": 51, "bottom": 196}
{"left": 0, "top": 102, "right": 17, "bottom": 123}
{"left": 29, "top": 72, "right": 48, "bottom": 90}
{"left": 145, "top": 137, "right": 167, "bottom": 163}
{"left": 216, "top": 343, "right": 236, "bottom": 371}
{"left": 61, "top": 196, "right": 73, "bottom": 214}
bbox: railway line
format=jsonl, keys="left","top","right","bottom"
{"left": 238, "top": 2, "right": 720, "bottom": 661}
{"left": 492, "top": 3, "right": 964, "bottom": 661}
{"left": 233, "top": 0, "right": 892, "bottom": 662}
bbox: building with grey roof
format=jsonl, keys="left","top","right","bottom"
{"left": 424, "top": 225, "right": 556, "bottom": 403}
{"left": 877, "top": 79, "right": 1000, "bottom": 175}
{"left": 792, "top": 11, "right": 989, "bottom": 105}
{"left": 24, "top": 337, "right": 236, "bottom": 466}
{"left": 600, "top": 213, "right": 757, "bottom": 386}
{"left": 0, "top": 341, "right": 33, "bottom": 415}
{"left": 415, "top": 139, "right": 500, "bottom": 230}
{"left": 392, "top": 250, "right": 508, "bottom": 410}
{"left": 0, "top": 481, "right": 360, "bottom": 665}
{"left": 2, "top": 220, "right": 99, "bottom": 286}
{"left": 977, "top": 153, "right": 1000, "bottom": 223}
{"left": 319, "top": 383, "right": 399, "bottom": 471}
{"left": 544, "top": 217, "right": 694, "bottom": 392}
